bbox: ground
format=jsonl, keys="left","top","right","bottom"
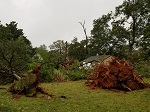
{"left": 0, "top": 79, "right": 150, "bottom": 112}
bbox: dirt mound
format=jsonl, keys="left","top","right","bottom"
{"left": 86, "top": 57, "right": 149, "bottom": 91}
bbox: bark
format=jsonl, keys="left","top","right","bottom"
{"left": 79, "top": 21, "right": 88, "bottom": 55}
{"left": 12, "top": 71, "right": 21, "bottom": 80}
{"left": 128, "top": 16, "right": 136, "bottom": 62}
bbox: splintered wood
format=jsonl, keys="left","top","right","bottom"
{"left": 86, "top": 57, "right": 149, "bottom": 91}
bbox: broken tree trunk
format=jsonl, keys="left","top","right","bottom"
{"left": 13, "top": 71, "right": 21, "bottom": 80}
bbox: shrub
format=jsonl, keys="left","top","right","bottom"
{"left": 67, "top": 69, "right": 86, "bottom": 81}
{"left": 58, "top": 60, "right": 87, "bottom": 81}
{"left": 40, "top": 64, "right": 54, "bottom": 82}
{"left": 52, "top": 69, "right": 69, "bottom": 82}
{"left": 134, "top": 61, "right": 150, "bottom": 78}
{"left": 27, "top": 60, "right": 55, "bottom": 82}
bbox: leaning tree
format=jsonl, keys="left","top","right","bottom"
{"left": 0, "top": 21, "right": 32, "bottom": 84}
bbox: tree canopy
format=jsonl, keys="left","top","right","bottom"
{"left": 0, "top": 21, "right": 32, "bottom": 83}
{"left": 90, "top": 0, "right": 150, "bottom": 61}
{"left": 0, "top": 0, "right": 150, "bottom": 83}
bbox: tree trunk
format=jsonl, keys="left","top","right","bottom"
{"left": 12, "top": 71, "right": 21, "bottom": 80}
{"left": 128, "top": 16, "right": 136, "bottom": 62}
{"left": 79, "top": 21, "right": 88, "bottom": 56}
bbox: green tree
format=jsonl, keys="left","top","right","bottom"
{"left": 35, "top": 44, "right": 49, "bottom": 62}
{"left": 29, "top": 44, "right": 55, "bottom": 82}
{"left": 0, "top": 37, "right": 31, "bottom": 83}
{"left": 90, "top": 13, "right": 112, "bottom": 55}
{"left": 6, "top": 21, "right": 31, "bottom": 45}
{"left": 49, "top": 40, "right": 68, "bottom": 68}
{"left": 90, "top": 0, "right": 150, "bottom": 61}
{"left": 68, "top": 37, "right": 87, "bottom": 61}
{"left": 114, "top": 0, "right": 150, "bottom": 61}
{"left": 0, "top": 21, "right": 32, "bottom": 83}
{"left": 110, "top": 20, "right": 129, "bottom": 58}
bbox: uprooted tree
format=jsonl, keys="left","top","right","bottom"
{"left": 86, "top": 57, "right": 150, "bottom": 91}
{"left": 8, "top": 65, "right": 53, "bottom": 97}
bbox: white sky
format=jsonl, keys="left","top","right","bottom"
{"left": 0, "top": 0, "right": 124, "bottom": 47}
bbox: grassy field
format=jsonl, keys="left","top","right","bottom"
{"left": 0, "top": 79, "right": 150, "bottom": 112}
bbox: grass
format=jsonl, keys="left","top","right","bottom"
{"left": 0, "top": 78, "right": 150, "bottom": 112}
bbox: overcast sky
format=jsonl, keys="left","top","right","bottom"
{"left": 0, "top": 0, "right": 124, "bottom": 47}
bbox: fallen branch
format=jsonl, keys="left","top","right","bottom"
{"left": 12, "top": 71, "right": 21, "bottom": 80}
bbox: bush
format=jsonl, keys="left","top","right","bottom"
{"left": 0, "top": 72, "right": 12, "bottom": 85}
{"left": 134, "top": 61, "right": 150, "bottom": 78}
{"left": 58, "top": 60, "right": 86, "bottom": 81}
{"left": 67, "top": 69, "right": 86, "bottom": 81}
{"left": 40, "top": 64, "right": 54, "bottom": 82}
{"left": 27, "top": 60, "right": 55, "bottom": 82}
{"left": 52, "top": 69, "right": 69, "bottom": 82}
{"left": 27, "top": 60, "right": 87, "bottom": 82}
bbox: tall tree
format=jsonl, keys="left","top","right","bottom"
{"left": 0, "top": 37, "right": 31, "bottom": 83}
{"left": 90, "top": 13, "right": 112, "bottom": 55}
{"left": 0, "top": 21, "right": 32, "bottom": 83}
{"left": 114, "top": 0, "right": 150, "bottom": 60}
{"left": 35, "top": 44, "right": 49, "bottom": 62}
{"left": 90, "top": 0, "right": 150, "bottom": 61}
{"left": 79, "top": 21, "right": 89, "bottom": 55}
{"left": 49, "top": 40, "right": 68, "bottom": 67}
{"left": 68, "top": 37, "right": 87, "bottom": 61}
{"left": 5, "top": 21, "right": 32, "bottom": 46}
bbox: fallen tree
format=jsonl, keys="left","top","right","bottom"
{"left": 86, "top": 57, "right": 150, "bottom": 91}
{"left": 8, "top": 65, "right": 53, "bottom": 97}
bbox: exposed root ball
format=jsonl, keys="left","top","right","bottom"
{"left": 8, "top": 65, "right": 53, "bottom": 98}
{"left": 86, "top": 58, "right": 149, "bottom": 91}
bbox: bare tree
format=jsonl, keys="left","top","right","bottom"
{"left": 79, "top": 20, "right": 88, "bottom": 55}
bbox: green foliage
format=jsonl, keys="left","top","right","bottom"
{"left": 40, "top": 64, "right": 54, "bottom": 82}
{"left": 90, "top": 0, "right": 150, "bottom": 61}
{"left": 8, "top": 71, "right": 52, "bottom": 97}
{"left": 0, "top": 21, "right": 32, "bottom": 49}
{"left": 53, "top": 69, "right": 69, "bottom": 82}
{"left": 134, "top": 61, "right": 150, "bottom": 78}
{"left": 29, "top": 45, "right": 56, "bottom": 82}
{"left": 59, "top": 60, "right": 86, "bottom": 81}
{"left": 43, "top": 60, "right": 87, "bottom": 82}
{"left": 131, "top": 49, "right": 150, "bottom": 78}
{"left": 34, "top": 44, "right": 50, "bottom": 62}
{"left": 28, "top": 59, "right": 54, "bottom": 82}
{"left": 114, "top": 0, "right": 150, "bottom": 61}
{"left": 49, "top": 40, "right": 68, "bottom": 65}
{"left": 8, "top": 72, "right": 37, "bottom": 96}
{"left": 0, "top": 37, "right": 32, "bottom": 83}
{"left": 27, "top": 60, "right": 39, "bottom": 71}
{"left": 66, "top": 69, "right": 86, "bottom": 81}
{"left": 0, "top": 21, "right": 33, "bottom": 84}
{"left": 68, "top": 37, "right": 87, "bottom": 61}
{"left": 90, "top": 13, "right": 112, "bottom": 55}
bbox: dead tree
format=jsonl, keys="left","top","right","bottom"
{"left": 79, "top": 20, "right": 88, "bottom": 55}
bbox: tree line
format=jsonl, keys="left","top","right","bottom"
{"left": 0, "top": 0, "right": 149, "bottom": 84}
